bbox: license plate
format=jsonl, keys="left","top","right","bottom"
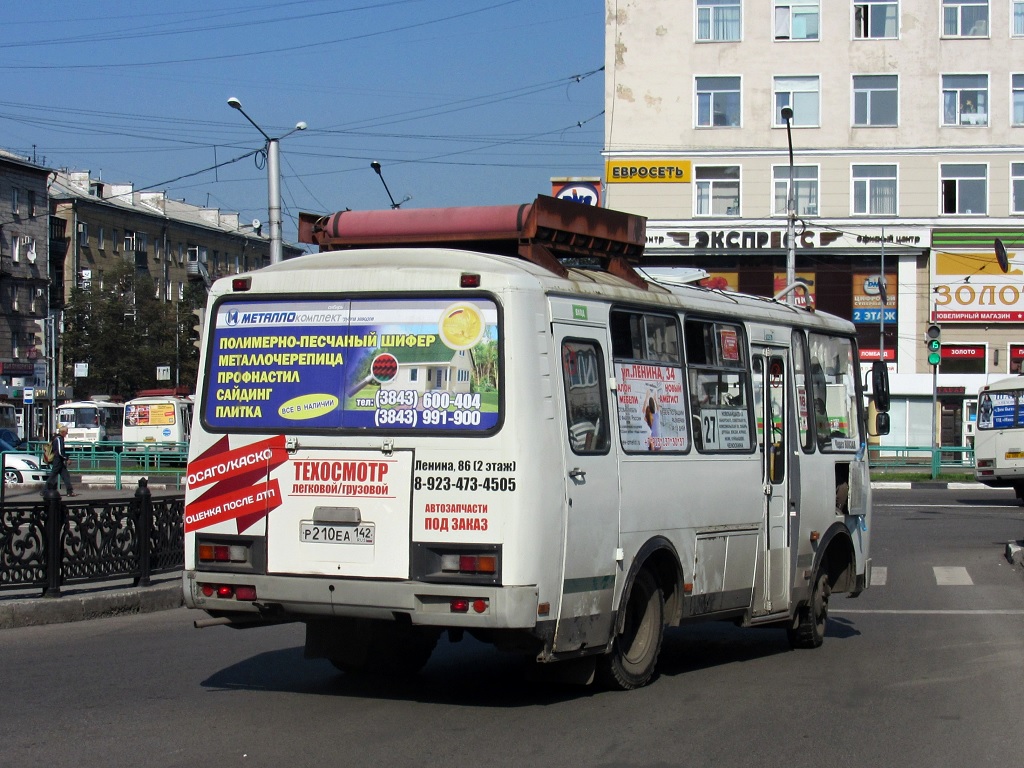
{"left": 299, "top": 522, "right": 375, "bottom": 545}
{"left": 1005, "top": 451, "right": 1024, "bottom": 460}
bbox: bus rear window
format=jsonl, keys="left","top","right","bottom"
{"left": 203, "top": 297, "right": 500, "bottom": 433}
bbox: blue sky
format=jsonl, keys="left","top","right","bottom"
{"left": 1, "top": 1, "right": 604, "bottom": 246}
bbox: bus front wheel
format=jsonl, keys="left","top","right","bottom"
{"left": 789, "top": 565, "right": 831, "bottom": 649}
{"left": 597, "top": 569, "right": 664, "bottom": 690}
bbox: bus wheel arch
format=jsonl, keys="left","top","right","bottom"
{"left": 598, "top": 539, "right": 681, "bottom": 690}
{"left": 788, "top": 524, "right": 855, "bottom": 649}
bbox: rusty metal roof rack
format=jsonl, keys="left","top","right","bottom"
{"left": 298, "top": 195, "right": 650, "bottom": 289}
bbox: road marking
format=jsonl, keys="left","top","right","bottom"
{"left": 871, "top": 566, "right": 887, "bottom": 586}
{"left": 934, "top": 566, "right": 973, "bottom": 585}
{"left": 835, "top": 614, "right": 1024, "bottom": 618}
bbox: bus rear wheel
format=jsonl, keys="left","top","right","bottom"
{"left": 788, "top": 565, "right": 831, "bottom": 649}
{"left": 597, "top": 569, "right": 664, "bottom": 690}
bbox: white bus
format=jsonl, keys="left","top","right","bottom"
{"left": 183, "top": 219, "right": 885, "bottom": 689}
{"left": 56, "top": 398, "right": 125, "bottom": 446}
{"left": 974, "top": 374, "right": 1024, "bottom": 503}
{"left": 123, "top": 391, "right": 193, "bottom": 453}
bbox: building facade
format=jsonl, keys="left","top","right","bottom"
{"left": 0, "top": 151, "right": 55, "bottom": 436}
{"left": 604, "top": 0, "right": 1024, "bottom": 448}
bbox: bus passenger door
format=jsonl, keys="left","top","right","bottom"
{"left": 553, "top": 325, "right": 620, "bottom": 653}
{"left": 755, "top": 350, "right": 791, "bottom": 615}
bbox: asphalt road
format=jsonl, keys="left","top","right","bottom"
{"left": 2, "top": 486, "right": 1022, "bottom": 768}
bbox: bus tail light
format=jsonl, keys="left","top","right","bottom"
{"left": 976, "top": 459, "right": 992, "bottom": 468}
{"left": 197, "top": 542, "right": 250, "bottom": 564}
{"left": 441, "top": 554, "right": 497, "bottom": 574}
{"left": 449, "top": 598, "right": 489, "bottom": 614}
{"left": 199, "top": 583, "right": 258, "bottom": 601}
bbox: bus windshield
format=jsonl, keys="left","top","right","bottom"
{"left": 57, "top": 407, "right": 102, "bottom": 428}
{"left": 977, "top": 388, "right": 1024, "bottom": 429}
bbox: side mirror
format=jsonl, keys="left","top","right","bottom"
{"left": 874, "top": 411, "right": 890, "bottom": 436}
{"left": 871, "top": 360, "right": 890, "bottom": 413}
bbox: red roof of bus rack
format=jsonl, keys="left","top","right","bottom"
{"left": 298, "top": 195, "right": 649, "bottom": 289}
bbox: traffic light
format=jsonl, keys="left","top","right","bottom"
{"left": 925, "top": 323, "right": 941, "bottom": 366}
{"left": 32, "top": 318, "right": 46, "bottom": 351}
{"left": 191, "top": 308, "right": 206, "bottom": 350}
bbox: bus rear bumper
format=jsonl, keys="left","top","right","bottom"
{"left": 183, "top": 570, "right": 540, "bottom": 630}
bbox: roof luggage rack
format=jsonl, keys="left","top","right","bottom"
{"left": 298, "top": 195, "right": 650, "bottom": 289}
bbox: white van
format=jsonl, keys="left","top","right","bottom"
{"left": 123, "top": 392, "right": 193, "bottom": 453}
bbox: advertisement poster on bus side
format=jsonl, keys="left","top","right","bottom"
{"left": 204, "top": 297, "right": 500, "bottom": 432}
{"left": 614, "top": 363, "right": 689, "bottom": 451}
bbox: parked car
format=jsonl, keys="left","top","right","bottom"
{"left": 0, "top": 432, "right": 47, "bottom": 485}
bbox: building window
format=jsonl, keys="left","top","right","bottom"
{"left": 112, "top": 229, "right": 119, "bottom": 252}
{"left": 124, "top": 230, "right": 136, "bottom": 252}
{"left": 695, "top": 166, "right": 741, "bottom": 216}
{"left": 854, "top": 0, "right": 898, "bottom": 39}
{"left": 940, "top": 163, "right": 987, "bottom": 214}
{"left": 943, "top": 74, "right": 988, "bottom": 125}
{"left": 853, "top": 75, "right": 898, "bottom": 126}
{"left": 696, "top": 0, "right": 741, "bottom": 41}
{"left": 28, "top": 191, "right": 36, "bottom": 217}
{"left": 775, "top": 1, "right": 819, "bottom": 39}
{"left": 773, "top": 165, "right": 819, "bottom": 215}
{"left": 774, "top": 76, "right": 820, "bottom": 126}
{"left": 1012, "top": 163, "right": 1024, "bottom": 214}
{"left": 1013, "top": 74, "right": 1024, "bottom": 125}
{"left": 78, "top": 222, "right": 89, "bottom": 247}
{"left": 137, "top": 232, "right": 148, "bottom": 253}
{"left": 11, "top": 188, "right": 18, "bottom": 215}
{"left": 178, "top": 281, "right": 185, "bottom": 301}
{"left": 98, "top": 227, "right": 105, "bottom": 250}
{"left": 942, "top": 0, "right": 988, "bottom": 37}
{"left": 696, "top": 76, "right": 741, "bottom": 126}
{"left": 1015, "top": 1, "right": 1024, "bottom": 36}
{"left": 852, "top": 164, "right": 897, "bottom": 214}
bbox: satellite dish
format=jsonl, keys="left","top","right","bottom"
{"left": 994, "top": 238, "right": 1009, "bottom": 273}
{"left": 252, "top": 219, "right": 262, "bottom": 231}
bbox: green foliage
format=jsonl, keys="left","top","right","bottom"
{"left": 60, "top": 260, "right": 205, "bottom": 399}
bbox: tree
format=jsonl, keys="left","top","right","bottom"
{"left": 59, "top": 260, "right": 204, "bottom": 399}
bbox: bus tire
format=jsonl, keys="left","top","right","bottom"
{"left": 788, "top": 565, "right": 831, "bottom": 649}
{"left": 1014, "top": 485, "right": 1024, "bottom": 506}
{"left": 597, "top": 569, "right": 664, "bottom": 690}
{"left": 327, "top": 619, "right": 439, "bottom": 677}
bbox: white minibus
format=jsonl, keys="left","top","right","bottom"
{"left": 182, "top": 198, "right": 887, "bottom": 688}
{"left": 123, "top": 391, "right": 193, "bottom": 453}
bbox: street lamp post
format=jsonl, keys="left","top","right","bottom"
{"left": 781, "top": 106, "right": 796, "bottom": 304}
{"left": 227, "top": 97, "right": 306, "bottom": 265}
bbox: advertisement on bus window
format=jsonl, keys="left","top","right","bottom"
{"left": 204, "top": 297, "right": 500, "bottom": 432}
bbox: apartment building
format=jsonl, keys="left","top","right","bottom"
{"left": 604, "top": 0, "right": 1024, "bottom": 447}
{"left": 0, "top": 152, "right": 55, "bottom": 428}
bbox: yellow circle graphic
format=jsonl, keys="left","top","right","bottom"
{"left": 438, "top": 303, "right": 485, "bottom": 350}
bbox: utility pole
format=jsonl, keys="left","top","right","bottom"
{"left": 781, "top": 106, "right": 796, "bottom": 304}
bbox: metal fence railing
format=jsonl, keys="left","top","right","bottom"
{"left": 23, "top": 441, "right": 188, "bottom": 490}
{"left": 0, "top": 483, "right": 185, "bottom": 597}
{"left": 868, "top": 444, "right": 975, "bottom": 479}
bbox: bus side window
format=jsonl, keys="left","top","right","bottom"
{"left": 562, "top": 339, "right": 610, "bottom": 454}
